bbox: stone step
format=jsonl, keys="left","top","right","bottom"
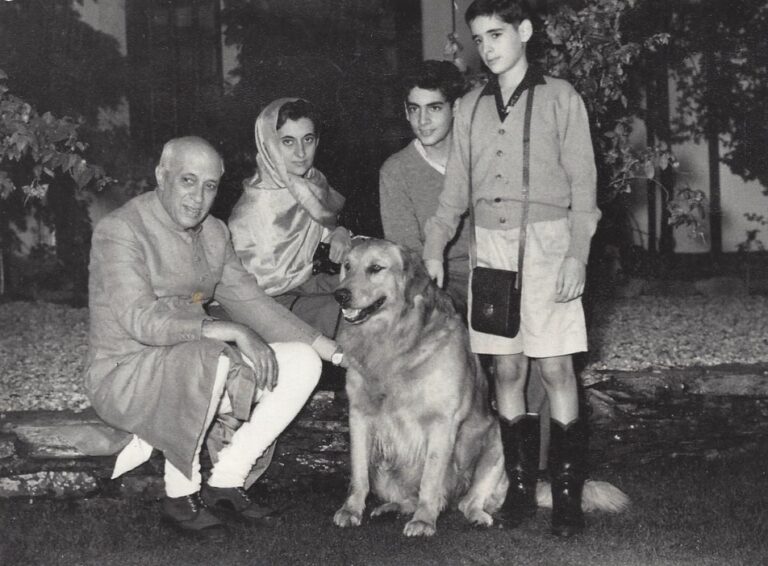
{"left": 583, "top": 363, "right": 768, "bottom": 396}
{"left": 0, "top": 391, "right": 348, "bottom": 500}
{"left": 2, "top": 370, "right": 767, "bottom": 500}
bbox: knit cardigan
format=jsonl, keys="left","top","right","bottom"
{"left": 423, "top": 75, "right": 601, "bottom": 265}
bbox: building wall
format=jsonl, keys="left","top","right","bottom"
{"left": 421, "top": 0, "right": 481, "bottom": 74}
{"left": 75, "top": 0, "right": 127, "bottom": 54}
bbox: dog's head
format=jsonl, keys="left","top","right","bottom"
{"left": 334, "top": 239, "right": 435, "bottom": 326}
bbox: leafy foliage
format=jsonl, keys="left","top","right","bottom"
{"left": 0, "top": 0, "right": 129, "bottom": 301}
{"left": 670, "top": 0, "right": 768, "bottom": 187}
{"left": 0, "top": 70, "right": 111, "bottom": 200}
{"left": 0, "top": 0, "right": 126, "bottom": 123}
{"left": 0, "top": 69, "right": 111, "bottom": 299}
{"left": 660, "top": 0, "right": 768, "bottom": 252}
{"left": 533, "top": 0, "right": 708, "bottom": 257}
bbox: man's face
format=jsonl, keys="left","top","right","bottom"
{"left": 405, "top": 87, "right": 453, "bottom": 148}
{"left": 155, "top": 146, "right": 222, "bottom": 230}
{"left": 470, "top": 15, "right": 531, "bottom": 77}
{"left": 277, "top": 117, "right": 318, "bottom": 177}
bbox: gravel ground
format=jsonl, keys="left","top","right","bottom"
{"left": 1, "top": 302, "right": 91, "bottom": 412}
{"left": 1, "top": 296, "right": 768, "bottom": 412}
{"left": 588, "top": 295, "right": 768, "bottom": 370}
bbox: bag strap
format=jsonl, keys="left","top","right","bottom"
{"left": 516, "top": 84, "right": 535, "bottom": 289}
{"left": 468, "top": 83, "right": 536, "bottom": 292}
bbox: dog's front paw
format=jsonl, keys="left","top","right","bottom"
{"left": 334, "top": 506, "right": 363, "bottom": 528}
{"left": 459, "top": 494, "right": 494, "bottom": 526}
{"left": 464, "top": 508, "right": 494, "bottom": 528}
{"left": 403, "top": 518, "right": 436, "bottom": 537}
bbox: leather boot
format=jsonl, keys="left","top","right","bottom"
{"left": 549, "top": 418, "right": 587, "bottom": 537}
{"left": 498, "top": 414, "right": 540, "bottom": 526}
{"left": 160, "top": 493, "right": 226, "bottom": 538}
{"left": 201, "top": 485, "right": 277, "bottom": 524}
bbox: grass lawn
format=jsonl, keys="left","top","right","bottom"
{"left": 1, "top": 442, "right": 766, "bottom": 566}
{"left": 1, "top": 296, "right": 767, "bottom": 565}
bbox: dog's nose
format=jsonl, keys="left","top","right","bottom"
{"left": 334, "top": 288, "right": 351, "bottom": 307}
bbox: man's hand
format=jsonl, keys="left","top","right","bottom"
{"left": 555, "top": 257, "right": 586, "bottom": 303}
{"left": 235, "top": 330, "right": 278, "bottom": 391}
{"left": 424, "top": 259, "right": 444, "bottom": 288}
{"left": 328, "top": 227, "right": 352, "bottom": 263}
{"left": 202, "top": 320, "right": 278, "bottom": 391}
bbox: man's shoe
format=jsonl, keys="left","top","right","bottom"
{"left": 160, "top": 493, "right": 226, "bottom": 537}
{"left": 201, "top": 485, "right": 276, "bottom": 523}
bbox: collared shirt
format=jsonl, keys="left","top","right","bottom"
{"left": 413, "top": 139, "right": 447, "bottom": 175}
{"left": 480, "top": 66, "right": 548, "bottom": 122}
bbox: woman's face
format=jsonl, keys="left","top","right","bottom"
{"left": 277, "top": 117, "right": 318, "bottom": 177}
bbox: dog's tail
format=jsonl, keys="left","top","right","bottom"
{"left": 536, "top": 480, "right": 630, "bottom": 513}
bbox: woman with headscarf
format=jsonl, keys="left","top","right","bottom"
{"left": 229, "top": 98, "right": 351, "bottom": 338}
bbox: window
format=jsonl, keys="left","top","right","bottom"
{"left": 126, "top": 0, "right": 222, "bottom": 151}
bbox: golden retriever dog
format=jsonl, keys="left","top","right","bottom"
{"left": 332, "top": 239, "right": 629, "bottom": 537}
{"left": 331, "top": 239, "right": 508, "bottom": 537}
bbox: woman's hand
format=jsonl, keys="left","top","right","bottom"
{"left": 328, "top": 227, "right": 352, "bottom": 263}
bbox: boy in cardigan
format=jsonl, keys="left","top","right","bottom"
{"left": 423, "top": 0, "right": 601, "bottom": 537}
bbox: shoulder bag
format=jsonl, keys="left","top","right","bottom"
{"left": 469, "top": 85, "right": 535, "bottom": 338}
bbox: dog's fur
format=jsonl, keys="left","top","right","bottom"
{"left": 332, "top": 239, "right": 628, "bottom": 537}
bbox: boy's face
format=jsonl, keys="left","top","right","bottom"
{"left": 277, "top": 117, "right": 318, "bottom": 177}
{"left": 405, "top": 87, "right": 453, "bottom": 148}
{"left": 470, "top": 14, "right": 532, "bottom": 78}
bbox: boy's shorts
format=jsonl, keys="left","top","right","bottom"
{"left": 468, "top": 218, "right": 587, "bottom": 357}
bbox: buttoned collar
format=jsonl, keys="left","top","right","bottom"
{"left": 480, "top": 66, "right": 546, "bottom": 122}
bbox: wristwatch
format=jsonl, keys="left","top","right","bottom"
{"left": 331, "top": 346, "right": 344, "bottom": 367}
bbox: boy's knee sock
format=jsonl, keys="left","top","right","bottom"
{"left": 208, "top": 343, "right": 321, "bottom": 488}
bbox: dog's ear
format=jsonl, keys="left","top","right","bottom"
{"left": 401, "top": 245, "right": 433, "bottom": 307}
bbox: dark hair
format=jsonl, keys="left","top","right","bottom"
{"left": 276, "top": 99, "right": 319, "bottom": 134}
{"left": 465, "top": 0, "right": 533, "bottom": 27}
{"left": 401, "top": 60, "right": 467, "bottom": 104}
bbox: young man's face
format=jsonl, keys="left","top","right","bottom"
{"left": 470, "top": 14, "right": 531, "bottom": 77}
{"left": 155, "top": 145, "right": 222, "bottom": 230}
{"left": 277, "top": 117, "right": 318, "bottom": 177}
{"left": 405, "top": 87, "right": 453, "bottom": 148}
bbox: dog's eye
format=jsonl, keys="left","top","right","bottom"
{"left": 367, "top": 264, "right": 384, "bottom": 274}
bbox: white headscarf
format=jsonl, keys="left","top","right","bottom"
{"left": 246, "top": 97, "right": 344, "bottom": 229}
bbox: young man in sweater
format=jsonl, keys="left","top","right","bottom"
{"left": 423, "top": 0, "right": 601, "bottom": 537}
{"left": 379, "top": 60, "right": 470, "bottom": 313}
